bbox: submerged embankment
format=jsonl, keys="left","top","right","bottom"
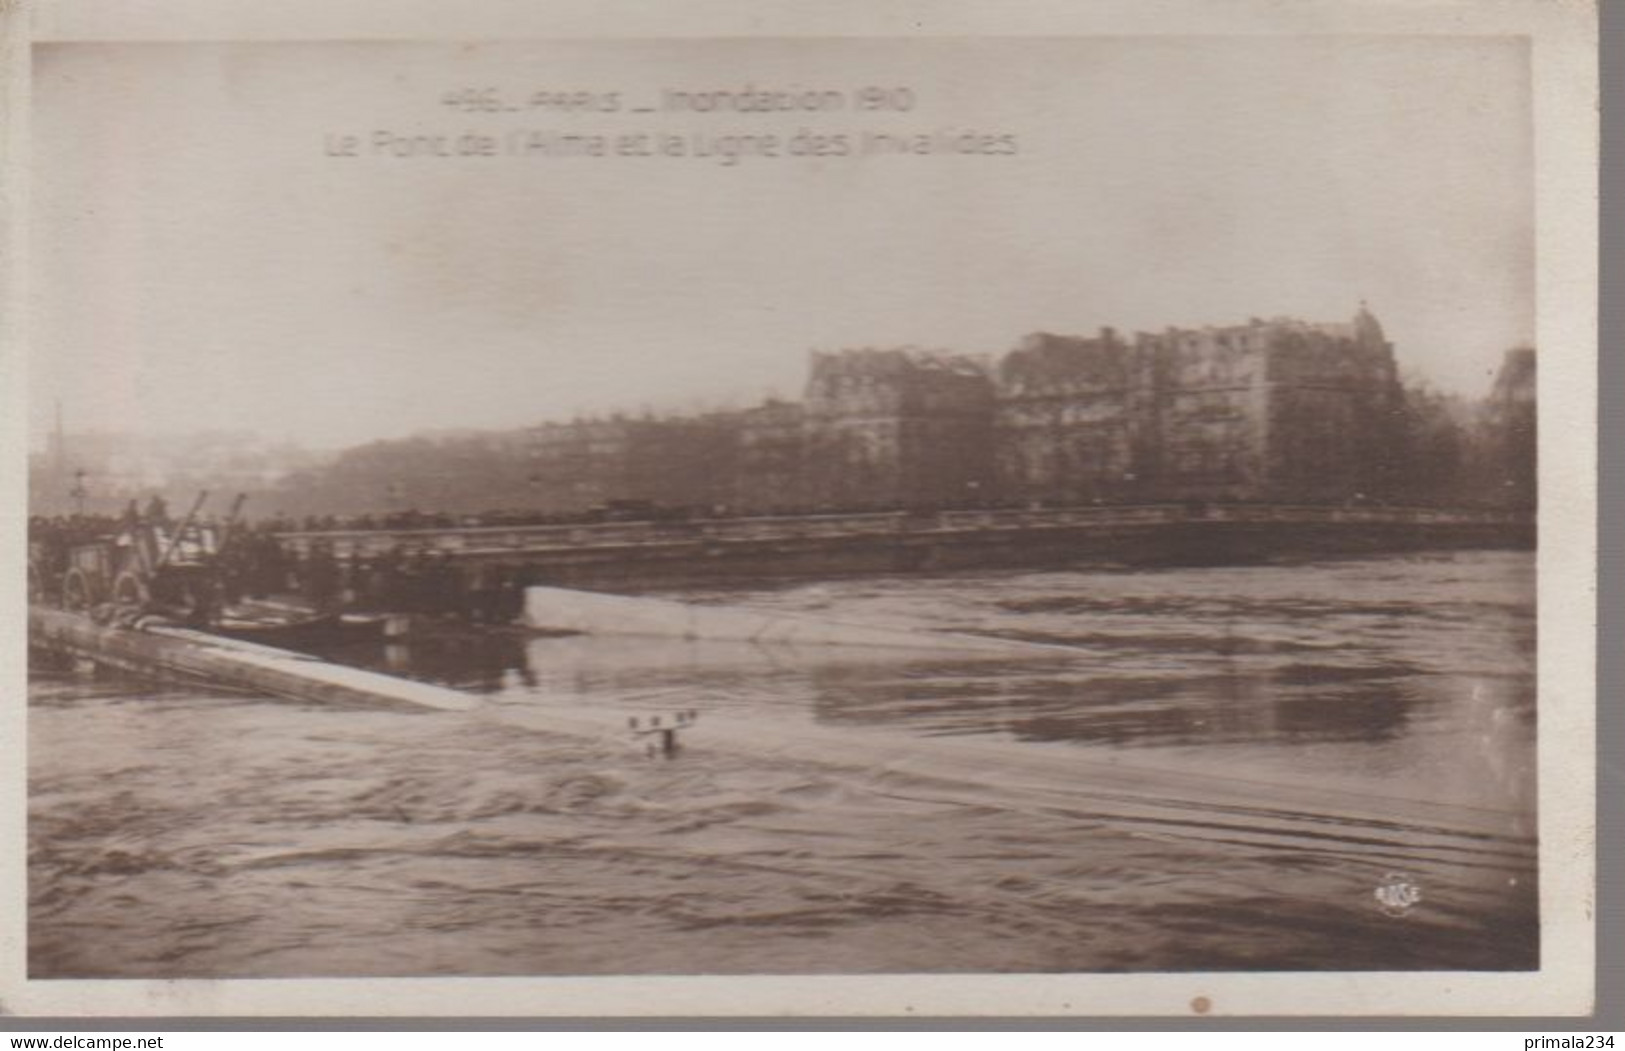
{"left": 28, "top": 551, "right": 1537, "bottom": 977}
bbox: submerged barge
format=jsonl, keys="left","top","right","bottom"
{"left": 28, "top": 606, "right": 472, "bottom": 712}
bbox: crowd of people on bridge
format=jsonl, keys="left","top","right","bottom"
{"left": 28, "top": 501, "right": 532, "bottom": 625}
{"left": 262, "top": 499, "right": 695, "bottom": 534}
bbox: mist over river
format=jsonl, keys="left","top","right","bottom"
{"left": 28, "top": 551, "right": 1538, "bottom": 977}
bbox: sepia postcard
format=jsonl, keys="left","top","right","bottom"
{"left": 0, "top": 0, "right": 1600, "bottom": 1020}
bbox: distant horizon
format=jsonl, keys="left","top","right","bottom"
{"left": 29, "top": 310, "right": 1532, "bottom": 459}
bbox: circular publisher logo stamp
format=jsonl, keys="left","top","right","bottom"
{"left": 1374, "top": 872, "right": 1423, "bottom": 916}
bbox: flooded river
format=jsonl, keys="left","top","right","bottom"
{"left": 28, "top": 551, "right": 1538, "bottom": 977}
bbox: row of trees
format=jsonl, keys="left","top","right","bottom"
{"left": 30, "top": 355, "right": 1536, "bottom": 524}
{"left": 1393, "top": 351, "right": 1535, "bottom": 510}
{"left": 252, "top": 370, "right": 1534, "bottom": 523}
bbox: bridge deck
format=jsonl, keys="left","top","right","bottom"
{"left": 277, "top": 503, "right": 1531, "bottom": 564}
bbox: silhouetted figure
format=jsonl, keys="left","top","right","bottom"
{"left": 302, "top": 543, "right": 341, "bottom": 613}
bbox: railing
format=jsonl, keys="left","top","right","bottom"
{"left": 275, "top": 504, "right": 1529, "bottom": 561}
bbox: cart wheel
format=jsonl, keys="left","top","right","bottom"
{"left": 112, "top": 570, "right": 151, "bottom": 609}
{"left": 62, "top": 568, "right": 93, "bottom": 611}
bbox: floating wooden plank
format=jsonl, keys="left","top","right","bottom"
{"left": 523, "top": 585, "right": 1074, "bottom": 654}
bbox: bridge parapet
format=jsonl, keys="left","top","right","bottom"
{"left": 274, "top": 504, "right": 1529, "bottom": 564}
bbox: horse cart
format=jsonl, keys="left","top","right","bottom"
{"left": 25, "top": 492, "right": 240, "bottom": 627}
{"left": 30, "top": 492, "right": 394, "bottom": 643}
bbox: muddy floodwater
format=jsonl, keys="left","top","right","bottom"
{"left": 28, "top": 551, "right": 1538, "bottom": 977}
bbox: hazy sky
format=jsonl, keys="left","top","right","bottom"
{"left": 31, "top": 37, "right": 1533, "bottom": 449}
